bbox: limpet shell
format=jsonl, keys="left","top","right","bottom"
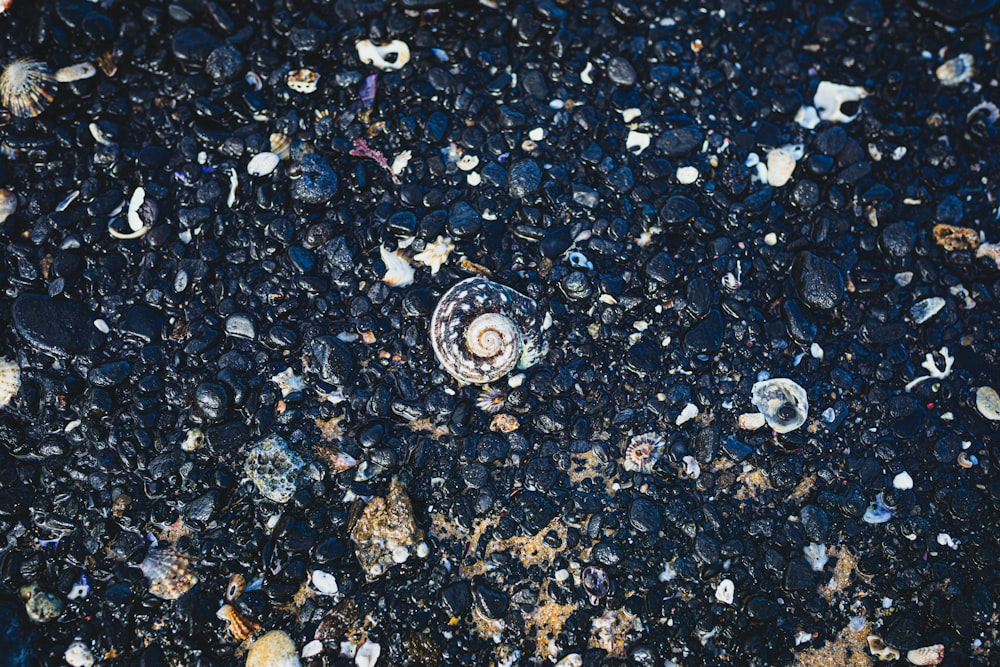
{"left": 975, "top": 386, "right": 1000, "bottom": 421}
{"left": 750, "top": 378, "right": 809, "bottom": 433}
{"left": 623, "top": 433, "right": 664, "bottom": 473}
{"left": 0, "top": 356, "right": 21, "bottom": 408}
{"left": 139, "top": 547, "right": 198, "bottom": 600}
{"left": 430, "top": 277, "right": 547, "bottom": 384}
{"left": 0, "top": 58, "right": 56, "bottom": 118}
{"left": 936, "top": 54, "right": 974, "bottom": 86}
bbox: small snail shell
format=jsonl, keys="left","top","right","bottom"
{"left": 430, "top": 277, "right": 547, "bottom": 384}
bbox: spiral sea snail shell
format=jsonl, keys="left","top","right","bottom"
{"left": 430, "top": 277, "right": 547, "bottom": 384}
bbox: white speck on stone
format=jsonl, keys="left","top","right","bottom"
{"left": 937, "top": 533, "right": 959, "bottom": 549}
{"left": 248, "top": 152, "right": 280, "bottom": 177}
{"left": 794, "top": 105, "right": 821, "bottom": 129}
{"left": 379, "top": 246, "right": 414, "bottom": 287}
{"left": 626, "top": 130, "right": 651, "bottom": 154}
{"left": 803, "top": 543, "right": 829, "bottom": 571}
{"left": 620, "top": 107, "right": 641, "bottom": 123}
{"left": 528, "top": 127, "right": 545, "bottom": 141}
{"left": 64, "top": 642, "right": 94, "bottom": 667}
{"left": 390, "top": 150, "right": 412, "bottom": 177}
{"left": 302, "top": 640, "right": 323, "bottom": 658}
{"left": 676, "top": 402, "right": 699, "bottom": 425}
{"left": 893, "top": 471, "right": 913, "bottom": 490}
{"left": 810, "top": 343, "right": 824, "bottom": 360}
{"left": 715, "top": 578, "right": 735, "bottom": 605}
{"left": 738, "top": 412, "right": 767, "bottom": 430}
{"left": 93, "top": 319, "right": 110, "bottom": 334}
{"left": 581, "top": 62, "right": 595, "bottom": 84}
{"left": 355, "top": 640, "right": 381, "bottom": 667}
{"left": 312, "top": 570, "right": 339, "bottom": 595}
{"left": 676, "top": 165, "right": 699, "bottom": 184}
{"left": 356, "top": 40, "right": 410, "bottom": 71}
{"left": 766, "top": 148, "right": 796, "bottom": 186}
{"left": 813, "top": 81, "right": 868, "bottom": 123}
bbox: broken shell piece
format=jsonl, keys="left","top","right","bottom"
{"left": 139, "top": 548, "right": 199, "bottom": 600}
{"left": 715, "top": 578, "right": 735, "bottom": 604}
{"left": 803, "top": 543, "right": 828, "bottom": 572}
{"left": 866, "top": 635, "right": 901, "bottom": 662}
{"left": 0, "top": 188, "right": 17, "bottom": 223}
{"left": 246, "top": 630, "right": 301, "bottom": 667}
{"left": 910, "top": 297, "right": 945, "bottom": 324}
{"left": 287, "top": 69, "right": 319, "bottom": 93}
{"left": 813, "top": 81, "right": 868, "bottom": 123}
{"left": 248, "top": 152, "right": 280, "bottom": 177}
{"left": 766, "top": 148, "right": 796, "bottom": 187}
{"left": 626, "top": 130, "right": 651, "bottom": 154}
{"left": 863, "top": 493, "right": 893, "bottom": 524}
{"left": 356, "top": 40, "right": 411, "bottom": 71}
{"left": 54, "top": 62, "right": 97, "bottom": 83}
{"left": 906, "top": 644, "right": 944, "bottom": 665}
{"left": 936, "top": 54, "right": 974, "bottom": 86}
{"left": 750, "top": 378, "right": 809, "bottom": 433}
{"left": 932, "top": 223, "right": 980, "bottom": 251}
{"left": 413, "top": 236, "right": 454, "bottom": 275}
{"left": 225, "top": 573, "right": 246, "bottom": 601}
{"left": 975, "top": 386, "right": 1000, "bottom": 421}
{"left": 738, "top": 412, "right": 767, "bottom": 430}
{"left": 217, "top": 603, "right": 261, "bottom": 641}
{"left": 379, "top": 245, "right": 414, "bottom": 287}
{"left": 270, "top": 133, "right": 291, "bottom": 159}
{"left": 0, "top": 356, "right": 21, "bottom": 408}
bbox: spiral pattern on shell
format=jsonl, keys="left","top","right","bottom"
{"left": 430, "top": 277, "right": 547, "bottom": 384}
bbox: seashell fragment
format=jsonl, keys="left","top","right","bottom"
{"left": 750, "top": 378, "right": 809, "bottom": 433}
{"left": 379, "top": 245, "right": 414, "bottom": 287}
{"left": 0, "top": 188, "right": 17, "bottom": 222}
{"left": 910, "top": 297, "right": 945, "bottom": 324}
{"left": 311, "top": 570, "right": 339, "bottom": 595}
{"left": 20, "top": 583, "right": 63, "bottom": 623}
{"left": 54, "top": 62, "right": 97, "bottom": 83}
{"left": 803, "top": 543, "right": 828, "bottom": 571}
{"left": 248, "top": 152, "right": 280, "bottom": 177}
{"left": 64, "top": 642, "right": 94, "bottom": 667}
{"left": 862, "top": 493, "right": 893, "bottom": 524}
{"left": 244, "top": 435, "right": 305, "bottom": 503}
{"left": 246, "top": 630, "right": 301, "bottom": 667}
{"left": 270, "top": 133, "right": 291, "bottom": 159}
{"left": 623, "top": 433, "right": 664, "bottom": 473}
{"left": 906, "top": 644, "right": 944, "bottom": 665}
{"left": 225, "top": 573, "right": 246, "bottom": 601}
{"left": 413, "top": 236, "right": 454, "bottom": 275}
{"left": 287, "top": 69, "right": 319, "bottom": 93}
{"left": 975, "top": 386, "right": 1000, "bottom": 421}
{"left": 355, "top": 641, "right": 380, "bottom": 667}
{"left": 936, "top": 54, "right": 974, "bottom": 86}
{"left": 0, "top": 58, "right": 56, "bottom": 118}
{"left": 0, "top": 356, "right": 21, "bottom": 408}
{"left": 430, "top": 277, "right": 548, "bottom": 384}
{"left": 582, "top": 566, "right": 610, "bottom": 602}
{"left": 139, "top": 547, "right": 198, "bottom": 600}
{"left": 356, "top": 40, "right": 410, "bottom": 71}
{"left": 350, "top": 478, "right": 425, "bottom": 579}
{"left": 932, "top": 223, "right": 980, "bottom": 251}
{"left": 765, "top": 148, "right": 796, "bottom": 186}
{"left": 715, "top": 578, "right": 735, "bottom": 604}
{"left": 866, "top": 635, "right": 900, "bottom": 662}
{"left": 813, "top": 81, "right": 867, "bottom": 123}
{"left": 217, "top": 603, "right": 262, "bottom": 641}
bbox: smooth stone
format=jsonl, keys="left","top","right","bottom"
{"left": 119, "top": 304, "right": 165, "bottom": 342}
{"left": 194, "top": 382, "right": 230, "bottom": 422}
{"left": 225, "top": 313, "right": 256, "bottom": 340}
{"left": 508, "top": 160, "right": 541, "bottom": 198}
{"left": 446, "top": 201, "right": 481, "bottom": 238}
{"left": 310, "top": 336, "right": 354, "bottom": 384}
{"left": 644, "top": 252, "right": 675, "bottom": 284}
{"left": 791, "top": 251, "right": 845, "bottom": 310}
{"left": 12, "top": 294, "right": 102, "bottom": 356}
{"left": 659, "top": 195, "right": 699, "bottom": 225}
{"left": 684, "top": 310, "right": 724, "bottom": 355}
{"left": 88, "top": 360, "right": 131, "bottom": 387}
{"left": 909, "top": 0, "right": 999, "bottom": 23}
{"left": 171, "top": 27, "right": 218, "bottom": 65}
{"left": 656, "top": 127, "right": 703, "bottom": 156}
{"left": 0, "top": 595, "right": 38, "bottom": 667}
{"left": 606, "top": 56, "right": 637, "bottom": 86}
{"left": 540, "top": 225, "right": 572, "bottom": 258}
{"left": 290, "top": 154, "right": 338, "bottom": 204}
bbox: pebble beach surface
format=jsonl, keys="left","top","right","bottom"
{"left": 1, "top": 1, "right": 999, "bottom": 666}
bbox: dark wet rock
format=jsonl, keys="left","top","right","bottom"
{"left": 194, "top": 382, "right": 230, "bottom": 422}
{"left": 224, "top": 313, "right": 256, "bottom": 340}
{"left": 0, "top": 595, "right": 38, "bottom": 667}
{"left": 909, "top": 0, "right": 999, "bottom": 23}
{"left": 291, "top": 154, "right": 338, "bottom": 204}
{"left": 606, "top": 56, "right": 637, "bottom": 86}
{"left": 88, "top": 360, "right": 131, "bottom": 387}
{"left": 540, "top": 225, "right": 572, "bottom": 258}
{"left": 629, "top": 497, "right": 662, "bottom": 533}
{"left": 644, "top": 252, "right": 675, "bottom": 284}
{"left": 684, "top": 310, "right": 724, "bottom": 355}
{"left": 656, "top": 127, "right": 703, "bottom": 156}
{"left": 447, "top": 201, "right": 481, "bottom": 238}
{"left": 119, "top": 305, "right": 165, "bottom": 342}
{"left": 441, "top": 581, "right": 472, "bottom": 617}
{"left": 791, "top": 252, "right": 845, "bottom": 310}
{"left": 310, "top": 336, "right": 354, "bottom": 384}
{"left": 12, "top": 294, "right": 102, "bottom": 356}
{"left": 508, "top": 160, "right": 541, "bottom": 199}
{"left": 205, "top": 44, "right": 244, "bottom": 83}
{"left": 845, "top": 0, "right": 884, "bottom": 26}
{"left": 746, "top": 596, "right": 781, "bottom": 620}
{"left": 659, "top": 195, "right": 699, "bottom": 225}
{"left": 171, "top": 27, "right": 218, "bottom": 65}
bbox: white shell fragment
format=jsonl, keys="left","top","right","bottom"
{"left": 750, "top": 378, "right": 809, "bottom": 433}
{"left": 936, "top": 54, "right": 974, "bottom": 86}
{"left": 813, "top": 81, "right": 868, "bottom": 123}
{"left": 54, "top": 62, "right": 97, "bottom": 83}
{"left": 301, "top": 640, "right": 323, "bottom": 659}
{"left": 246, "top": 630, "right": 301, "bottom": 667}
{"left": 110, "top": 186, "right": 152, "bottom": 240}
{"left": 64, "top": 642, "right": 95, "bottom": 667}
{"left": 893, "top": 471, "right": 914, "bottom": 490}
{"left": 910, "top": 297, "right": 945, "bottom": 324}
{"left": 738, "top": 412, "right": 767, "bottom": 430}
{"left": 803, "top": 543, "right": 828, "bottom": 572}
{"left": 311, "top": 570, "right": 339, "bottom": 595}
{"left": 765, "top": 148, "right": 796, "bottom": 187}
{"left": 866, "top": 635, "right": 901, "bottom": 662}
{"left": 975, "top": 386, "right": 1000, "bottom": 421}
{"left": 863, "top": 493, "right": 893, "bottom": 524}
{"left": 715, "top": 578, "right": 735, "bottom": 604}
{"left": 0, "top": 356, "right": 21, "bottom": 408}
{"left": 248, "top": 152, "right": 280, "bottom": 177}
{"left": 413, "top": 236, "right": 454, "bottom": 275}
{"left": 356, "top": 40, "right": 411, "bottom": 71}
{"left": 379, "top": 246, "right": 415, "bottom": 287}
{"left": 355, "top": 640, "right": 381, "bottom": 667}
{"left": 676, "top": 165, "right": 699, "bottom": 184}
{"left": 287, "top": 69, "right": 319, "bottom": 93}
{"left": 906, "top": 644, "right": 945, "bottom": 665}
{"left": 626, "top": 130, "right": 651, "bottom": 154}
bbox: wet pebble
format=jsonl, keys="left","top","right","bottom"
{"left": 12, "top": 295, "right": 102, "bottom": 356}
{"left": 171, "top": 27, "right": 218, "bottom": 65}
{"left": 0, "top": 595, "right": 37, "bottom": 667}
{"left": 290, "top": 155, "right": 338, "bottom": 204}
{"left": 508, "top": 160, "right": 541, "bottom": 198}
{"left": 791, "top": 251, "right": 845, "bottom": 310}
{"left": 205, "top": 44, "right": 243, "bottom": 82}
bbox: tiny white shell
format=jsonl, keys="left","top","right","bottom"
{"left": 413, "top": 236, "right": 454, "bottom": 275}
{"left": 813, "top": 81, "right": 868, "bottom": 123}
{"left": 715, "top": 578, "right": 735, "bottom": 604}
{"left": 248, "top": 152, "right": 280, "bottom": 177}
{"left": 311, "top": 570, "right": 339, "bottom": 595}
{"left": 750, "top": 378, "right": 809, "bottom": 433}
{"left": 906, "top": 644, "right": 944, "bottom": 665}
{"left": 287, "top": 69, "right": 319, "bottom": 93}
{"left": 64, "top": 642, "right": 94, "bottom": 667}
{"left": 354, "top": 641, "right": 381, "bottom": 667}
{"left": 936, "top": 54, "right": 973, "bottom": 86}
{"left": 766, "top": 148, "right": 796, "bottom": 187}
{"left": 356, "top": 40, "right": 410, "bottom": 71}
{"left": 379, "top": 246, "right": 414, "bottom": 287}
{"left": 910, "top": 297, "right": 945, "bottom": 324}
{"left": 975, "top": 386, "right": 1000, "bottom": 421}
{"left": 0, "top": 356, "right": 22, "bottom": 409}
{"left": 54, "top": 62, "right": 97, "bottom": 83}
{"left": 866, "top": 635, "right": 900, "bottom": 661}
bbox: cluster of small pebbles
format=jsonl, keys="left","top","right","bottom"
{"left": 1, "top": 1, "right": 998, "bottom": 666}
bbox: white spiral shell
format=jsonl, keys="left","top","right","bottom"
{"left": 430, "top": 277, "right": 547, "bottom": 384}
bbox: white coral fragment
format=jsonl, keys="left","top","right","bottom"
{"left": 813, "top": 81, "right": 868, "bottom": 123}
